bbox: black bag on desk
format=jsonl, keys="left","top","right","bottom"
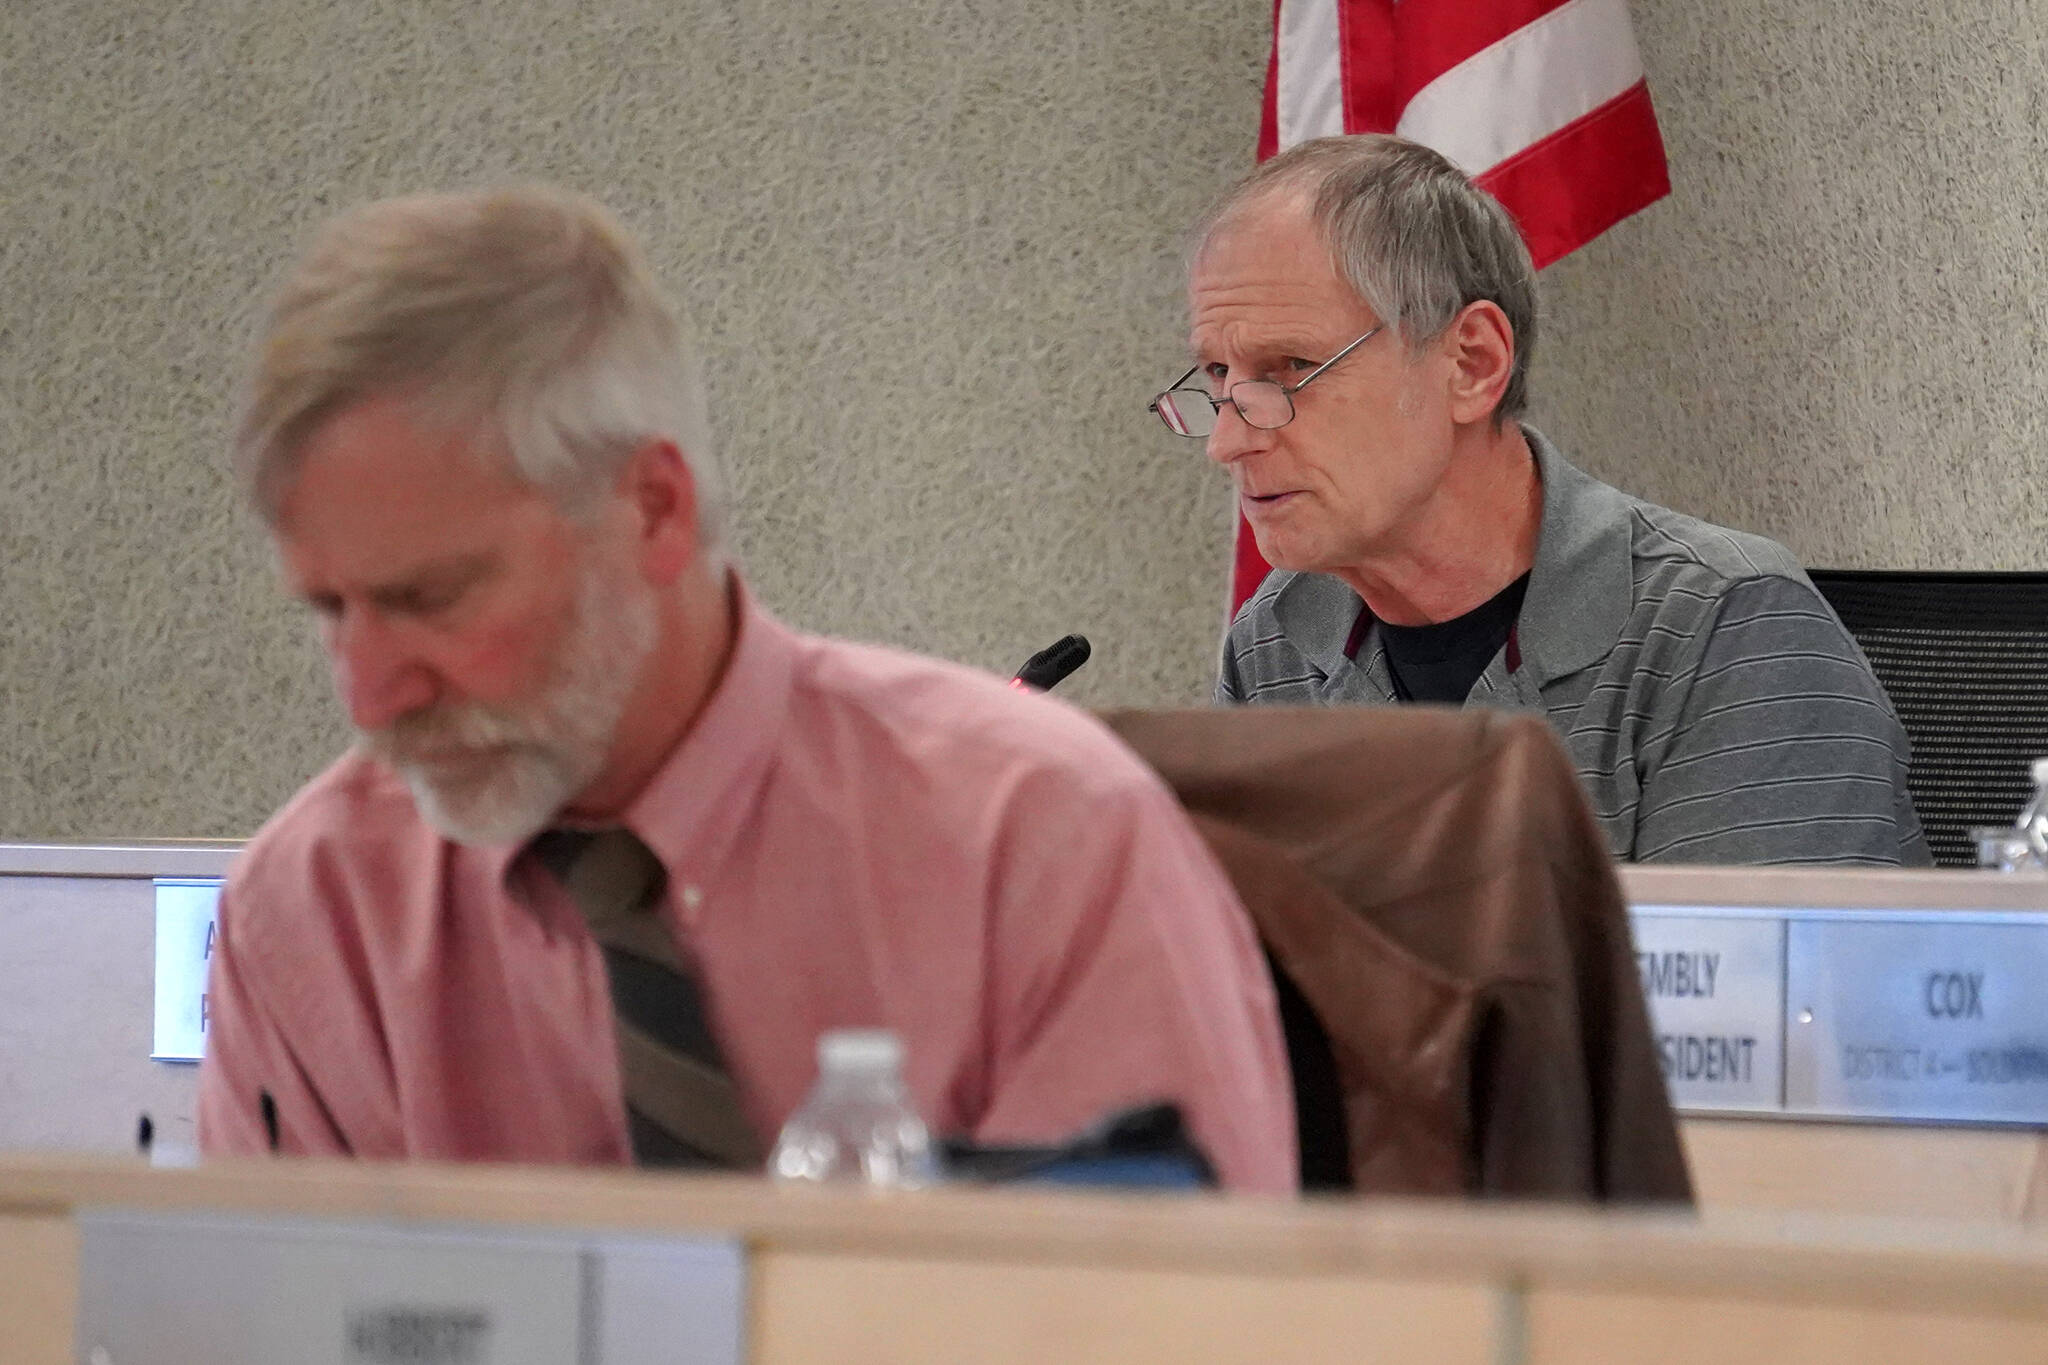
{"left": 940, "top": 1103, "right": 1218, "bottom": 1190}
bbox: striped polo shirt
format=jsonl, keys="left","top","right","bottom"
{"left": 1217, "top": 429, "right": 1931, "bottom": 866}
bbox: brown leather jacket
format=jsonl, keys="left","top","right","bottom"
{"left": 1104, "top": 705, "right": 1693, "bottom": 1204}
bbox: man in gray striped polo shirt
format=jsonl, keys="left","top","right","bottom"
{"left": 1155, "top": 134, "right": 1927, "bottom": 865}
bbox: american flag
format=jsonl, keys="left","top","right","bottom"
{"left": 1231, "top": 0, "right": 1671, "bottom": 610}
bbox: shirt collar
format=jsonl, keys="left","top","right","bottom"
{"left": 485, "top": 573, "right": 796, "bottom": 894}
{"left": 620, "top": 574, "right": 795, "bottom": 886}
{"left": 1514, "top": 426, "right": 1635, "bottom": 686}
{"left": 1272, "top": 570, "right": 1371, "bottom": 681}
{"left": 1269, "top": 425, "right": 1634, "bottom": 689}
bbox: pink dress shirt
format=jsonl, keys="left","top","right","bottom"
{"left": 197, "top": 586, "right": 1297, "bottom": 1193}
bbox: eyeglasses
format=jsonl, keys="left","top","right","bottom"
{"left": 1148, "top": 326, "right": 1385, "bottom": 438}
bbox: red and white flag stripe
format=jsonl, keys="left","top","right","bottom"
{"left": 1232, "top": 0, "right": 1670, "bottom": 609}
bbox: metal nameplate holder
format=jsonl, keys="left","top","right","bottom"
{"left": 1621, "top": 865, "right": 2048, "bottom": 1125}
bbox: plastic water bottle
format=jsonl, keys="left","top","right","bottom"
{"left": 1980, "top": 758, "right": 2048, "bottom": 871}
{"left": 768, "top": 1030, "right": 941, "bottom": 1188}
{"left": 2017, "top": 758, "right": 2048, "bottom": 866}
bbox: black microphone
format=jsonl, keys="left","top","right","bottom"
{"left": 1012, "top": 634, "right": 1092, "bottom": 692}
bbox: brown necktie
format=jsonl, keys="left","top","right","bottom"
{"left": 531, "top": 827, "right": 761, "bottom": 1168}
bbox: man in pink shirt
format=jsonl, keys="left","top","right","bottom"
{"left": 196, "top": 185, "right": 1296, "bottom": 1194}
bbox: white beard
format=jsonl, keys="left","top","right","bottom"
{"left": 359, "top": 556, "right": 658, "bottom": 847}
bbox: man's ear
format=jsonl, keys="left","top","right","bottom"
{"left": 615, "top": 439, "right": 702, "bottom": 584}
{"left": 1442, "top": 300, "right": 1517, "bottom": 427}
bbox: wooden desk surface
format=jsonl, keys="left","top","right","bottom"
{"left": 14, "top": 1155, "right": 2048, "bottom": 1363}
{"left": 9, "top": 1152, "right": 2048, "bottom": 1309}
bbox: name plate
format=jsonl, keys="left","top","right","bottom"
{"left": 1629, "top": 911, "right": 1784, "bottom": 1112}
{"left": 152, "top": 878, "right": 222, "bottom": 1061}
{"left": 76, "top": 1209, "right": 745, "bottom": 1365}
{"left": 1785, "top": 918, "right": 2048, "bottom": 1123}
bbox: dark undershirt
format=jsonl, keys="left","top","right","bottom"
{"left": 1377, "top": 573, "right": 1530, "bottom": 704}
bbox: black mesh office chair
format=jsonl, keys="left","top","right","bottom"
{"left": 1807, "top": 571, "right": 2048, "bottom": 867}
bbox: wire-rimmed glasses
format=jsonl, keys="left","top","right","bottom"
{"left": 1148, "top": 325, "right": 1385, "bottom": 438}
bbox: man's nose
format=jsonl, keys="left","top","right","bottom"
{"left": 1204, "top": 399, "right": 1269, "bottom": 467}
{"left": 329, "top": 610, "right": 438, "bottom": 732}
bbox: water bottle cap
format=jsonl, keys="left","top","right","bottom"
{"left": 2033, "top": 757, "right": 2048, "bottom": 784}
{"left": 818, "top": 1028, "right": 903, "bottom": 1075}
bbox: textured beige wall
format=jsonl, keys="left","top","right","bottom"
{"left": 1539, "top": 0, "right": 2048, "bottom": 566}
{"left": 2, "top": 1, "right": 2044, "bottom": 840}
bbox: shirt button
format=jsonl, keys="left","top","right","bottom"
{"left": 680, "top": 884, "right": 705, "bottom": 915}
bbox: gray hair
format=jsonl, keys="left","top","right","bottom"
{"left": 1192, "top": 135, "right": 1537, "bottom": 423}
{"left": 235, "top": 184, "right": 725, "bottom": 548}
